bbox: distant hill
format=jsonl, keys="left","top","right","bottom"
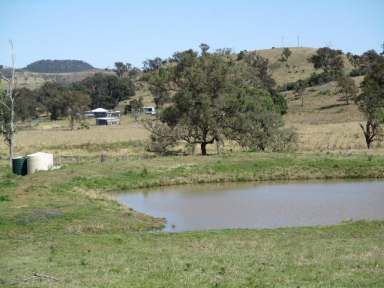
{"left": 24, "top": 59, "right": 94, "bottom": 73}
{"left": 9, "top": 69, "right": 114, "bottom": 90}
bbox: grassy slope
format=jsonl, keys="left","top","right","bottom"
{"left": 252, "top": 47, "right": 353, "bottom": 86}
{"left": 257, "top": 47, "right": 319, "bottom": 86}
{"left": 283, "top": 77, "right": 364, "bottom": 125}
{"left": 1, "top": 153, "right": 384, "bottom": 287}
{"left": 283, "top": 76, "right": 372, "bottom": 151}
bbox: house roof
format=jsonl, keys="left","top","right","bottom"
{"left": 91, "top": 108, "right": 109, "bottom": 113}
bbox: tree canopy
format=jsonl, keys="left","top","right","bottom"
{"left": 78, "top": 73, "right": 135, "bottom": 109}
{"left": 145, "top": 45, "right": 292, "bottom": 155}
{"left": 308, "top": 47, "right": 344, "bottom": 75}
{"left": 355, "top": 55, "right": 384, "bottom": 148}
{"left": 336, "top": 75, "right": 358, "bottom": 105}
{"left": 38, "top": 82, "right": 66, "bottom": 120}
{"left": 36, "top": 82, "right": 91, "bottom": 128}
{"left": 141, "top": 63, "right": 170, "bottom": 109}
{"left": 359, "top": 50, "right": 383, "bottom": 75}
{"left": 279, "top": 48, "right": 292, "bottom": 63}
{"left": 13, "top": 87, "right": 39, "bottom": 121}
{"left": 114, "top": 62, "right": 140, "bottom": 79}
{"left": 61, "top": 89, "right": 91, "bottom": 129}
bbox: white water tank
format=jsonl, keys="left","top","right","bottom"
{"left": 27, "top": 152, "right": 54, "bottom": 175}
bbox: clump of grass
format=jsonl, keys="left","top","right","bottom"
{"left": 140, "top": 167, "right": 148, "bottom": 176}
{"left": 0, "top": 195, "right": 9, "bottom": 202}
{"left": 45, "top": 140, "right": 146, "bottom": 153}
{"left": 110, "top": 267, "right": 122, "bottom": 273}
{"left": 15, "top": 209, "right": 63, "bottom": 225}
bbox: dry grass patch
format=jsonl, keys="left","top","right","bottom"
{"left": 256, "top": 47, "right": 354, "bottom": 86}
{"left": 288, "top": 122, "right": 368, "bottom": 151}
{"left": 0, "top": 116, "right": 149, "bottom": 158}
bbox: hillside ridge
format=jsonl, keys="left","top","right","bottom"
{"left": 24, "top": 59, "right": 94, "bottom": 73}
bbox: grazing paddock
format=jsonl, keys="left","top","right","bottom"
{"left": 282, "top": 77, "right": 382, "bottom": 151}
{"left": 0, "top": 113, "right": 378, "bottom": 159}
{"left": 288, "top": 121, "right": 367, "bottom": 151}
{"left": 0, "top": 77, "right": 381, "bottom": 158}
{"left": 0, "top": 116, "right": 149, "bottom": 157}
{"left": 17, "top": 118, "right": 148, "bottom": 146}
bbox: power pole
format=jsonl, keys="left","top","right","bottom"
{"left": 381, "top": 41, "right": 384, "bottom": 55}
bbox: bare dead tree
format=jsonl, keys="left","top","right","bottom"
{"left": 294, "top": 80, "right": 306, "bottom": 108}
{"left": 0, "top": 40, "right": 16, "bottom": 168}
{"left": 359, "top": 120, "right": 379, "bottom": 149}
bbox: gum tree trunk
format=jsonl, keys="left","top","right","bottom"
{"left": 201, "top": 142, "right": 207, "bottom": 156}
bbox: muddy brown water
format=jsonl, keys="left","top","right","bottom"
{"left": 114, "top": 181, "right": 384, "bottom": 232}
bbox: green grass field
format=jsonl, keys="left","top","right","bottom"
{"left": 1, "top": 152, "right": 384, "bottom": 287}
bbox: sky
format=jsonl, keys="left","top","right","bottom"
{"left": 0, "top": 0, "right": 383, "bottom": 69}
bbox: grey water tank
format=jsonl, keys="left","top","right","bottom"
{"left": 27, "top": 152, "right": 54, "bottom": 175}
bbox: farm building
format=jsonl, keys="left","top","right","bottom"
{"left": 96, "top": 117, "right": 120, "bottom": 125}
{"left": 87, "top": 108, "right": 121, "bottom": 125}
{"left": 85, "top": 108, "right": 109, "bottom": 118}
{"left": 91, "top": 108, "right": 109, "bottom": 118}
{"left": 143, "top": 106, "right": 156, "bottom": 115}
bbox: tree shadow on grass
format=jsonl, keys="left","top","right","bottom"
{"left": 318, "top": 103, "right": 348, "bottom": 111}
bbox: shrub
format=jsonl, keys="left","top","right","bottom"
{"left": 270, "top": 128, "right": 298, "bottom": 152}
{"left": 144, "top": 120, "right": 178, "bottom": 154}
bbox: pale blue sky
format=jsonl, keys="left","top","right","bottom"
{"left": 0, "top": 0, "right": 383, "bottom": 69}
